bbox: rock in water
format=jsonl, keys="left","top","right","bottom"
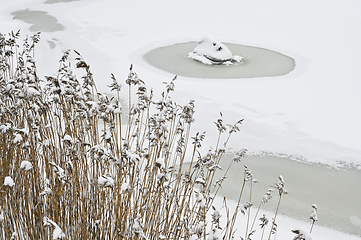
{"left": 188, "top": 37, "right": 243, "bottom": 65}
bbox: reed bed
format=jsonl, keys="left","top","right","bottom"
{"left": 0, "top": 31, "right": 316, "bottom": 240}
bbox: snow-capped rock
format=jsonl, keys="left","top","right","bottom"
{"left": 188, "top": 37, "right": 242, "bottom": 65}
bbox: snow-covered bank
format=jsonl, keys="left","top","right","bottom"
{"left": 1, "top": 0, "right": 361, "bottom": 238}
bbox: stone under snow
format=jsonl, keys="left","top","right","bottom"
{"left": 188, "top": 37, "right": 242, "bottom": 65}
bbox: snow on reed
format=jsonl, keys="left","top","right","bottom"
{"left": 0, "top": 31, "right": 320, "bottom": 240}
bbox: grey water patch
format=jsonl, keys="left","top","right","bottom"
{"left": 143, "top": 42, "right": 295, "bottom": 78}
{"left": 47, "top": 40, "right": 56, "bottom": 49}
{"left": 11, "top": 9, "right": 64, "bottom": 32}
{"left": 210, "top": 154, "right": 361, "bottom": 236}
{"left": 46, "top": 38, "right": 63, "bottom": 49}
{"left": 45, "top": 0, "right": 79, "bottom": 3}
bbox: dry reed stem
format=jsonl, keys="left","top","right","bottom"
{"left": 0, "top": 31, "right": 294, "bottom": 240}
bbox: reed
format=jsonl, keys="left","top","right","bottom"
{"left": 0, "top": 31, "right": 311, "bottom": 240}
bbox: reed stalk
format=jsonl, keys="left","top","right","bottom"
{"left": 0, "top": 31, "right": 295, "bottom": 240}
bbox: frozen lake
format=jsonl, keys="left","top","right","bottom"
{"left": 3, "top": 0, "right": 361, "bottom": 239}
{"left": 144, "top": 42, "right": 295, "bottom": 78}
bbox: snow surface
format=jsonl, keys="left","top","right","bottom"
{"left": 1, "top": 0, "right": 361, "bottom": 239}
